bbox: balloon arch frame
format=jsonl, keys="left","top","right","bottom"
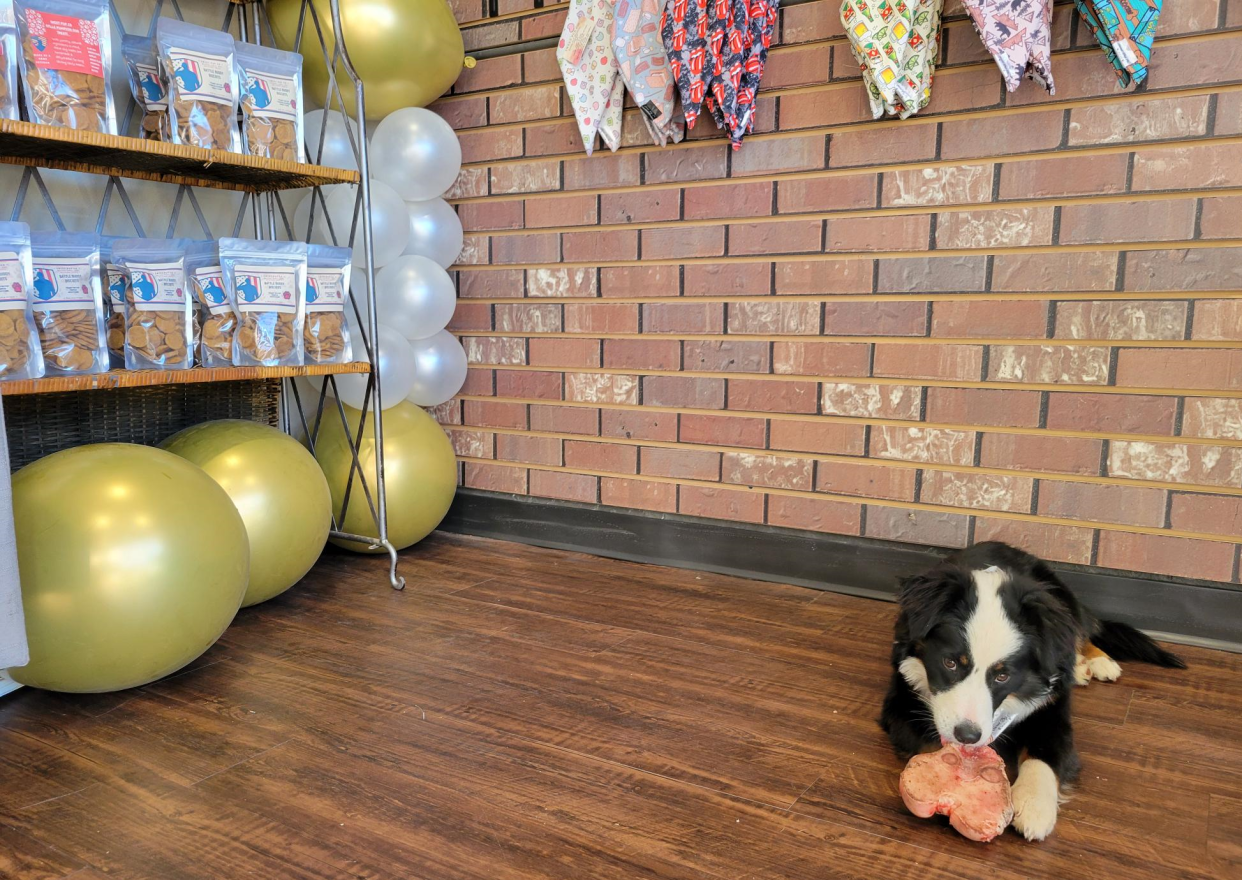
{"left": 8, "top": 0, "right": 408, "bottom": 589}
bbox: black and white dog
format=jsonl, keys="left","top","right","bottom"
{"left": 880, "top": 541, "right": 1185, "bottom": 841}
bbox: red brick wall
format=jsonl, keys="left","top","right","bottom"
{"left": 432, "top": 0, "right": 1242, "bottom": 584}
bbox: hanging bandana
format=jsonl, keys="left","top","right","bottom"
{"left": 612, "top": 0, "right": 686, "bottom": 147}
{"left": 662, "top": 0, "right": 780, "bottom": 149}
{"left": 961, "top": 0, "right": 1055, "bottom": 94}
{"left": 558, "top": 0, "right": 626, "bottom": 155}
{"left": 1075, "top": 0, "right": 1161, "bottom": 88}
{"left": 734, "top": 0, "right": 780, "bottom": 143}
{"left": 841, "top": 0, "right": 943, "bottom": 119}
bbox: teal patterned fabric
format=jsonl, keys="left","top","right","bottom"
{"left": 1075, "top": 0, "right": 1162, "bottom": 87}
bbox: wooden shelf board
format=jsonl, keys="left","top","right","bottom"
{"left": 0, "top": 120, "right": 360, "bottom": 192}
{"left": 1, "top": 362, "right": 371, "bottom": 396}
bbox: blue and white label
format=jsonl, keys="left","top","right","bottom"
{"left": 234, "top": 263, "right": 298, "bottom": 314}
{"left": 305, "top": 268, "right": 344, "bottom": 312}
{"left": 134, "top": 61, "right": 167, "bottom": 109}
{"left": 243, "top": 69, "right": 298, "bottom": 121}
{"left": 30, "top": 257, "right": 94, "bottom": 311}
{"left": 127, "top": 261, "right": 186, "bottom": 312}
{"left": 0, "top": 253, "right": 27, "bottom": 310}
{"left": 168, "top": 48, "right": 233, "bottom": 105}
{"left": 105, "top": 263, "right": 128, "bottom": 313}
{"left": 193, "top": 265, "right": 231, "bottom": 315}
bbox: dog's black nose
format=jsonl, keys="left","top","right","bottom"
{"left": 953, "top": 722, "right": 982, "bottom": 744}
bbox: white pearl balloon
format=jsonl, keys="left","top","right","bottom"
{"left": 406, "top": 330, "right": 468, "bottom": 407}
{"left": 304, "top": 110, "right": 360, "bottom": 171}
{"left": 331, "top": 325, "right": 418, "bottom": 411}
{"left": 403, "top": 198, "right": 463, "bottom": 269}
{"left": 370, "top": 108, "right": 462, "bottom": 201}
{"left": 375, "top": 255, "right": 457, "bottom": 340}
{"left": 321, "top": 181, "right": 410, "bottom": 269}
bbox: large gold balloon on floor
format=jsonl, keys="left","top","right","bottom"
{"left": 162, "top": 420, "right": 332, "bottom": 607}
{"left": 313, "top": 400, "right": 457, "bottom": 553}
{"left": 266, "top": 0, "right": 465, "bottom": 118}
{"left": 10, "top": 444, "right": 249, "bottom": 693}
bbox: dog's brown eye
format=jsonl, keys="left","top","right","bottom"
{"left": 942, "top": 657, "right": 957, "bottom": 670}
{"left": 995, "top": 672, "right": 1009, "bottom": 683}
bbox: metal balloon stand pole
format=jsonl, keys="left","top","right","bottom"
{"left": 270, "top": 0, "right": 405, "bottom": 589}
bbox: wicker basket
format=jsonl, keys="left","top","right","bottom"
{"left": 4, "top": 380, "right": 281, "bottom": 471}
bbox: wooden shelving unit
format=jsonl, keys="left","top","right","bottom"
{"left": 1, "top": 362, "right": 370, "bottom": 396}
{"left": 0, "top": 119, "right": 360, "bottom": 192}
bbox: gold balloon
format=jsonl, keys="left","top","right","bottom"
{"left": 313, "top": 400, "right": 457, "bottom": 553}
{"left": 162, "top": 420, "right": 332, "bottom": 607}
{"left": 10, "top": 444, "right": 249, "bottom": 693}
{"left": 266, "top": 0, "right": 465, "bottom": 119}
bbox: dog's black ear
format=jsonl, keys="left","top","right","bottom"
{"left": 899, "top": 566, "right": 967, "bottom": 640}
{"left": 1021, "top": 590, "right": 1080, "bottom": 678}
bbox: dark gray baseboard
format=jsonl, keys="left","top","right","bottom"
{"left": 440, "top": 489, "right": 1242, "bottom": 652}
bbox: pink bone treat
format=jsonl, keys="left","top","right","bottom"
{"left": 899, "top": 742, "right": 1014, "bottom": 842}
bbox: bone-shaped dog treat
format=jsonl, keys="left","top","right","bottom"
{"left": 899, "top": 742, "right": 1014, "bottom": 842}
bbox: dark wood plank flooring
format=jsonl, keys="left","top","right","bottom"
{"left": 2, "top": 533, "right": 1240, "bottom": 879}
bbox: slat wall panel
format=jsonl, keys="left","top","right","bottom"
{"left": 436, "top": 1, "right": 1242, "bottom": 583}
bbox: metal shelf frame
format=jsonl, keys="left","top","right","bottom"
{"left": 5, "top": 0, "right": 405, "bottom": 589}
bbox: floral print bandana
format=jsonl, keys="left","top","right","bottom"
{"left": 612, "top": 0, "right": 686, "bottom": 147}
{"left": 841, "top": 0, "right": 944, "bottom": 119}
{"left": 961, "top": 0, "right": 1055, "bottom": 94}
{"left": 1075, "top": 0, "right": 1161, "bottom": 87}
{"left": 557, "top": 0, "right": 626, "bottom": 156}
{"left": 661, "top": 0, "right": 779, "bottom": 149}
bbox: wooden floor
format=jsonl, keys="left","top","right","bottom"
{"left": 2, "top": 534, "right": 1240, "bottom": 880}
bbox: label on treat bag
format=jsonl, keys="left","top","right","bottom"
{"left": 192, "top": 265, "right": 231, "bottom": 315}
{"left": 24, "top": 10, "right": 105, "bottom": 77}
{"left": 243, "top": 69, "right": 298, "bottom": 120}
{"left": 1111, "top": 38, "right": 1140, "bottom": 69}
{"left": 167, "top": 48, "right": 233, "bottom": 104}
{"left": 233, "top": 264, "right": 299, "bottom": 314}
{"left": 105, "top": 263, "right": 128, "bottom": 313}
{"left": 563, "top": 18, "right": 596, "bottom": 65}
{"left": 305, "top": 268, "right": 345, "bottom": 312}
{"left": 134, "top": 61, "right": 168, "bottom": 109}
{"left": 0, "top": 253, "right": 27, "bottom": 310}
{"left": 128, "top": 261, "right": 187, "bottom": 311}
{"left": 30, "top": 257, "right": 95, "bottom": 311}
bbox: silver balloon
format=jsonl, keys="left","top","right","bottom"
{"left": 375, "top": 255, "right": 457, "bottom": 340}
{"left": 304, "top": 110, "right": 360, "bottom": 171}
{"left": 321, "top": 181, "right": 410, "bottom": 269}
{"left": 370, "top": 108, "right": 462, "bottom": 201}
{"left": 332, "top": 324, "right": 418, "bottom": 411}
{"left": 403, "top": 198, "right": 463, "bottom": 269}
{"left": 406, "top": 329, "right": 468, "bottom": 407}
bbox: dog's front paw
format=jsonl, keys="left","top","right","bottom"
{"left": 1073, "top": 655, "right": 1091, "bottom": 686}
{"left": 1086, "top": 653, "right": 1122, "bottom": 682}
{"left": 1011, "top": 759, "right": 1059, "bottom": 841}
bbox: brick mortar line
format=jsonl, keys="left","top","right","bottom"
{"left": 465, "top": 185, "right": 1242, "bottom": 239}
{"left": 452, "top": 456, "right": 1242, "bottom": 545}
{"left": 457, "top": 291, "right": 1242, "bottom": 305}
{"left": 462, "top": 363, "right": 1242, "bottom": 397}
{"left": 454, "top": 237, "right": 1242, "bottom": 271}
{"left": 451, "top": 132, "right": 1242, "bottom": 205}
{"left": 455, "top": 395, "right": 1242, "bottom": 448}
{"left": 464, "top": 420, "right": 1240, "bottom": 497}
{"left": 456, "top": 331, "right": 1242, "bottom": 350}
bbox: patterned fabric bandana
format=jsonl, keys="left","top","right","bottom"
{"left": 960, "top": 0, "right": 1055, "bottom": 94}
{"left": 557, "top": 0, "right": 627, "bottom": 156}
{"left": 612, "top": 0, "right": 686, "bottom": 147}
{"left": 841, "top": 0, "right": 944, "bottom": 119}
{"left": 1074, "top": 0, "right": 1161, "bottom": 87}
{"left": 661, "top": 0, "right": 780, "bottom": 149}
